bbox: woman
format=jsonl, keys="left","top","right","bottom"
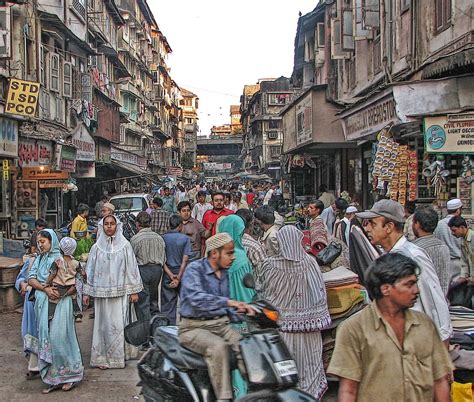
{"left": 217, "top": 215, "right": 256, "bottom": 398}
{"left": 15, "top": 256, "right": 39, "bottom": 379}
{"left": 27, "top": 229, "right": 83, "bottom": 393}
{"left": 259, "top": 225, "right": 331, "bottom": 399}
{"left": 83, "top": 215, "right": 143, "bottom": 369}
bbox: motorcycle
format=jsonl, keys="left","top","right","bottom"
{"left": 116, "top": 210, "right": 137, "bottom": 240}
{"left": 136, "top": 274, "right": 316, "bottom": 402}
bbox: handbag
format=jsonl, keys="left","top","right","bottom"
{"left": 316, "top": 241, "right": 342, "bottom": 266}
{"left": 448, "top": 282, "right": 473, "bottom": 309}
{"left": 124, "top": 303, "right": 150, "bottom": 346}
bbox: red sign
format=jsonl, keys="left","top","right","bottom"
{"left": 18, "top": 139, "right": 52, "bottom": 167}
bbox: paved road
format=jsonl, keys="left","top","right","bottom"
{"left": 0, "top": 311, "right": 337, "bottom": 401}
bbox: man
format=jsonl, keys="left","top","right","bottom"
{"left": 320, "top": 197, "right": 349, "bottom": 235}
{"left": 435, "top": 198, "right": 466, "bottom": 283}
{"left": 161, "top": 187, "right": 177, "bottom": 214}
{"left": 357, "top": 199, "right": 452, "bottom": 342}
{"left": 29, "top": 218, "right": 48, "bottom": 254}
{"left": 412, "top": 207, "right": 451, "bottom": 295}
{"left": 70, "top": 203, "right": 90, "bottom": 239}
{"left": 150, "top": 197, "right": 170, "bottom": 235}
{"left": 403, "top": 201, "right": 416, "bottom": 241}
{"left": 178, "top": 201, "right": 207, "bottom": 261}
{"left": 191, "top": 190, "right": 212, "bottom": 223}
{"left": 95, "top": 195, "right": 108, "bottom": 218}
{"left": 229, "top": 192, "right": 249, "bottom": 212}
{"left": 327, "top": 253, "right": 452, "bottom": 402}
{"left": 235, "top": 208, "right": 267, "bottom": 272}
{"left": 334, "top": 205, "right": 358, "bottom": 246}
{"left": 448, "top": 216, "right": 474, "bottom": 285}
{"left": 100, "top": 202, "right": 115, "bottom": 219}
{"left": 202, "top": 191, "right": 234, "bottom": 236}
{"left": 262, "top": 185, "right": 275, "bottom": 206}
{"left": 162, "top": 215, "right": 192, "bottom": 325}
{"left": 130, "top": 212, "right": 166, "bottom": 321}
{"left": 179, "top": 233, "right": 254, "bottom": 401}
{"left": 318, "top": 184, "right": 336, "bottom": 209}
{"left": 254, "top": 205, "right": 279, "bottom": 257}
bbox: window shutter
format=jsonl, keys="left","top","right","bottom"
{"left": 362, "top": 0, "right": 380, "bottom": 29}
{"left": 353, "top": 0, "right": 371, "bottom": 39}
{"left": 331, "top": 19, "right": 351, "bottom": 59}
{"left": 316, "top": 23, "right": 325, "bottom": 48}
{"left": 63, "top": 61, "right": 72, "bottom": 97}
{"left": 50, "top": 53, "right": 60, "bottom": 92}
{"left": 40, "top": 46, "right": 47, "bottom": 88}
{"left": 342, "top": 7, "right": 355, "bottom": 50}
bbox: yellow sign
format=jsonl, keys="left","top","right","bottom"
{"left": 22, "top": 166, "right": 68, "bottom": 180}
{"left": 2, "top": 160, "right": 8, "bottom": 170}
{"left": 2, "top": 170, "right": 8, "bottom": 180}
{"left": 5, "top": 78, "right": 40, "bottom": 117}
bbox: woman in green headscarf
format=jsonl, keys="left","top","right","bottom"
{"left": 217, "top": 214, "right": 256, "bottom": 398}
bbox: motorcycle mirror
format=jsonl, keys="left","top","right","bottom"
{"left": 243, "top": 273, "right": 256, "bottom": 289}
{"left": 23, "top": 239, "right": 31, "bottom": 249}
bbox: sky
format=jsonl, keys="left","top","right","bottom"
{"left": 149, "top": 0, "right": 315, "bottom": 137}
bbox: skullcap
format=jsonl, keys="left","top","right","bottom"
{"left": 60, "top": 237, "right": 77, "bottom": 256}
{"left": 447, "top": 198, "right": 462, "bottom": 210}
{"left": 103, "top": 202, "right": 116, "bottom": 211}
{"left": 205, "top": 233, "right": 233, "bottom": 255}
{"left": 346, "top": 206, "right": 358, "bottom": 213}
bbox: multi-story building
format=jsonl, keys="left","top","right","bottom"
{"left": 230, "top": 105, "right": 242, "bottom": 134}
{"left": 180, "top": 88, "right": 199, "bottom": 168}
{"left": 240, "top": 77, "right": 294, "bottom": 179}
{"left": 283, "top": 0, "right": 474, "bottom": 210}
{"left": 210, "top": 124, "right": 232, "bottom": 137}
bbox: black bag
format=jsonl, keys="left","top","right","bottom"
{"left": 124, "top": 304, "right": 150, "bottom": 346}
{"left": 316, "top": 241, "right": 342, "bottom": 266}
{"left": 448, "top": 282, "right": 473, "bottom": 309}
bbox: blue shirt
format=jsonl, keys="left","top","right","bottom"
{"left": 179, "top": 258, "right": 231, "bottom": 319}
{"left": 162, "top": 230, "right": 192, "bottom": 269}
{"left": 162, "top": 195, "right": 177, "bottom": 213}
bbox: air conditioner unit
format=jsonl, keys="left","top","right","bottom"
{"left": 267, "top": 131, "right": 278, "bottom": 140}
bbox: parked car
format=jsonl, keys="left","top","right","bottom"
{"left": 109, "top": 193, "right": 151, "bottom": 217}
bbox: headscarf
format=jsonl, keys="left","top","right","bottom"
{"left": 217, "top": 215, "right": 256, "bottom": 303}
{"left": 84, "top": 215, "right": 143, "bottom": 298}
{"left": 260, "top": 225, "right": 331, "bottom": 332}
{"left": 28, "top": 229, "right": 63, "bottom": 283}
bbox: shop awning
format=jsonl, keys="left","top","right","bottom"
{"left": 111, "top": 160, "right": 149, "bottom": 176}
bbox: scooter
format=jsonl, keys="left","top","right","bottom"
{"left": 137, "top": 275, "right": 316, "bottom": 402}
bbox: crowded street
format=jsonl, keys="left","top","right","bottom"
{"left": 1, "top": 0, "right": 474, "bottom": 401}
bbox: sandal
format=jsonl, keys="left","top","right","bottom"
{"left": 26, "top": 371, "right": 40, "bottom": 380}
{"left": 62, "top": 382, "right": 76, "bottom": 392}
{"left": 42, "top": 384, "right": 62, "bottom": 394}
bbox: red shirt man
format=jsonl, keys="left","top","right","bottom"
{"left": 202, "top": 192, "right": 234, "bottom": 236}
{"left": 246, "top": 190, "right": 256, "bottom": 207}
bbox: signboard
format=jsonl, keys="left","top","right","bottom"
{"left": 424, "top": 113, "right": 474, "bottom": 154}
{"left": 39, "top": 180, "right": 68, "bottom": 189}
{"left": 22, "top": 167, "right": 69, "bottom": 180}
{"left": 18, "top": 139, "right": 52, "bottom": 167}
{"left": 203, "top": 162, "right": 232, "bottom": 171}
{"left": 2, "top": 159, "right": 8, "bottom": 180}
{"left": 5, "top": 78, "right": 40, "bottom": 117}
{"left": 295, "top": 93, "right": 312, "bottom": 145}
{"left": 0, "top": 117, "right": 18, "bottom": 157}
{"left": 341, "top": 92, "right": 400, "bottom": 140}
{"left": 111, "top": 147, "right": 147, "bottom": 169}
{"left": 74, "top": 161, "right": 96, "bottom": 178}
{"left": 72, "top": 124, "right": 95, "bottom": 161}
{"left": 53, "top": 144, "right": 76, "bottom": 172}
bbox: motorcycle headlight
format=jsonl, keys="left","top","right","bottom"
{"left": 263, "top": 308, "right": 279, "bottom": 322}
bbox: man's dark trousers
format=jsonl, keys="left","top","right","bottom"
{"left": 161, "top": 266, "right": 180, "bottom": 325}
{"left": 137, "top": 263, "right": 163, "bottom": 321}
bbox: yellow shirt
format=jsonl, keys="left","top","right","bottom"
{"left": 327, "top": 302, "right": 452, "bottom": 402}
{"left": 70, "top": 215, "right": 88, "bottom": 238}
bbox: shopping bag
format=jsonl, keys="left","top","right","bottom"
{"left": 451, "top": 381, "right": 473, "bottom": 402}
{"left": 124, "top": 303, "right": 150, "bottom": 346}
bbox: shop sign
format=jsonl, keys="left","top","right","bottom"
{"left": 39, "top": 180, "right": 68, "bottom": 189}
{"left": 295, "top": 94, "right": 312, "bottom": 145}
{"left": 424, "top": 113, "right": 474, "bottom": 154}
{"left": 0, "top": 117, "right": 18, "bottom": 158}
{"left": 341, "top": 93, "right": 400, "bottom": 140}
{"left": 18, "top": 139, "right": 52, "bottom": 167}
{"left": 5, "top": 78, "right": 40, "bottom": 117}
{"left": 111, "top": 147, "right": 147, "bottom": 169}
{"left": 22, "top": 166, "right": 69, "bottom": 180}
{"left": 74, "top": 161, "right": 96, "bottom": 178}
{"left": 203, "top": 162, "right": 232, "bottom": 171}
{"left": 72, "top": 124, "right": 95, "bottom": 161}
{"left": 53, "top": 144, "right": 77, "bottom": 172}
{"left": 2, "top": 159, "right": 9, "bottom": 180}
{"left": 96, "top": 141, "right": 111, "bottom": 163}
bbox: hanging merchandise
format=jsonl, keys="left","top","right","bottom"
{"left": 461, "top": 155, "right": 473, "bottom": 184}
{"left": 423, "top": 155, "right": 449, "bottom": 198}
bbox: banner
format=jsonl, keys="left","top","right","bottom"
{"left": 0, "top": 117, "right": 18, "bottom": 158}
{"left": 72, "top": 124, "right": 95, "bottom": 161}
{"left": 5, "top": 78, "right": 40, "bottom": 117}
{"left": 424, "top": 113, "right": 474, "bottom": 154}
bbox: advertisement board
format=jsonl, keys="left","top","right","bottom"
{"left": 424, "top": 113, "right": 474, "bottom": 154}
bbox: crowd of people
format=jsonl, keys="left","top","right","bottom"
{"left": 13, "top": 180, "right": 473, "bottom": 400}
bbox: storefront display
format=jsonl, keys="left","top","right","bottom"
{"left": 16, "top": 180, "right": 38, "bottom": 238}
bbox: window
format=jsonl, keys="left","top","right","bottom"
{"left": 373, "top": 36, "right": 381, "bottom": 73}
{"left": 40, "top": 89, "right": 50, "bottom": 119}
{"left": 268, "top": 120, "right": 281, "bottom": 130}
{"left": 316, "top": 23, "right": 325, "bottom": 48}
{"left": 63, "top": 61, "right": 72, "bottom": 97}
{"left": 50, "top": 53, "right": 60, "bottom": 92}
{"left": 269, "top": 145, "right": 281, "bottom": 158}
{"left": 0, "top": 7, "right": 12, "bottom": 58}
{"left": 40, "top": 46, "right": 47, "bottom": 88}
{"left": 72, "top": 0, "right": 86, "bottom": 21}
{"left": 268, "top": 93, "right": 290, "bottom": 105}
{"left": 400, "top": 0, "right": 410, "bottom": 13}
{"left": 435, "top": 0, "right": 452, "bottom": 33}
{"left": 55, "top": 96, "right": 64, "bottom": 124}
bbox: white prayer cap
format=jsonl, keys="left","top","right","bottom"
{"left": 447, "top": 198, "right": 462, "bottom": 210}
{"left": 60, "top": 237, "right": 77, "bottom": 256}
{"left": 205, "top": 233, "right": 233, "bottom": 255}
{"left": 346, "top": 206, "right": 358, "bottom": 213}
{"left": 102, "top": 202, "right": 116, "bottom": 211}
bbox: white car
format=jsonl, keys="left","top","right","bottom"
{"left": 109, "top": 193, "right": 151, "bottom": 217}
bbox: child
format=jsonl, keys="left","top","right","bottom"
{"left": 46, "top": 237, "right": 82, "bottom": 322}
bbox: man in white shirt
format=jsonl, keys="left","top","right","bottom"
{"left": 191, "top": 190, "right": 212, "bottom": 223}
{"left": 357, "top": 199, "right": 452, "bottom": 343}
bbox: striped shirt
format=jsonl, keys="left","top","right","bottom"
{"left": 413, "top": 235, "right": 450, "bottom": 295}
{"left": 130, "top": 227, "right": 166, "bottom": 266}
{"left": 242, "top": 233, "right": 267, "bottom": 272}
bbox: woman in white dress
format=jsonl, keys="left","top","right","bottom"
{"left": 83, "top": 215, "right": 143, "bottom": 369}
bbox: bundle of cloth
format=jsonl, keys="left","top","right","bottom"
{"left": 449, "top": 306, "right": 474, "bottom": 386}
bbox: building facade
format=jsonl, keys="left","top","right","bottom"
{"left": 180, "top": 88, "right": 199, "bottom": 169}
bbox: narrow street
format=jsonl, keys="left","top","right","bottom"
{"left": 0, "top": 312, "right": 143, "bottom": 402}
